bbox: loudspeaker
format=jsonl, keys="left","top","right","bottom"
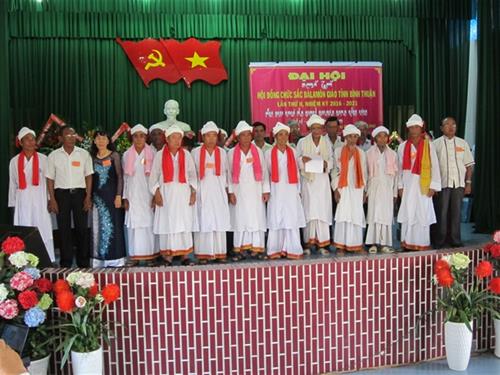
{"left": 0, "top": 225, "right": 52, "bottom": 268}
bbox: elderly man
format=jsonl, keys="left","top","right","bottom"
{"left": 296, "top": 114, "right": 334, "bottom": 254}
{"left": 355, "top": 120, "right": 372, "bottom": 151}
{"left": 331, "top": 124, "right": 367, "bottom": 252}
{"left": 227, "top": 121, "right": 270, "bottom": 258}
{"left": 433, "top": 117, "right": 474, "bottom": 248}
{"left": 397, "top": 114, "right": 441, "bottom": 251}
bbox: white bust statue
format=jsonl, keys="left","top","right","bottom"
{"left": 151, "top": 99, "right": 194, "bottom": 137}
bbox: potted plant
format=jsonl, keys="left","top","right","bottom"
{"left": 53, "top": 271, "right": 120, "bottom": 374}
{"left": 433, "top": 252, "right": 500, "bottom": 370}
{"left": 0, "top": 236, "right": 55, "bottom": 375}
{"left": 483, "top": 230, "right": 500, "bottom": 357}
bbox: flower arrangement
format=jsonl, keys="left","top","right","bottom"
{"left": 483, "top": 230, "right": 500, "bottom": 273}
{"left": 433, "top": 252, "right": 500, "bottom": 331}
{"left": 0, "top": 236, "right": 54, "bottom": 360}
{"left": 388, "top": 130, "right": 402, "bottom": 151}
{"left": 53, "top": 271, "right": 120, "bottom": 367}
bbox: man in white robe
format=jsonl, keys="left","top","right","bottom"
{"left": 8, "top": 127, "right": 55, "bottom": 261}
{"left": 296, "top": 114, "right": 333, "bottom": 254}
{"left": 331, "top": 125, "right": 367, "bottom": 252}
{"left": 122, "top": 124, "right": 158, "bottom": 264}
{"left": 265, "top": 123, "right": 306, "bottom": 259}
{"left": 397, "top": 114, "right": 441, "bottom": 250}
{"left": 191, "top": 121, "right": 231, "bottom": 262}
{"left": 365, "top": 126, "right": 398, "bottom": 253}
{"left": 149, "top": 123, "right": 166, "bottom": 153}
{"left": 227, "top": 121, "right": 270, "bottom": 258}
{"left": 149, "top": 125, "right": 198, "bottom": 265}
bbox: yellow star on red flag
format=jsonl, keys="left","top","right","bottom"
{"left": 185, "top": 52, "right": 209, "bottom": 68}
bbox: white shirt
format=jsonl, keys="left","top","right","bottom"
{"left": 324, "top": 134, "right": 343, "bottom": 151}
{"left": 46, "top": 146, "right": 94, "bottom": 189}
{"left": 252, "top": 140, "right": 273, "bottom": 153}
{"left": 433, "top": 136, "right": 475, "bottom": 188}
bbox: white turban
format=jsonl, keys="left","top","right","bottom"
{"left": 201, "top": 121, "right": 219, "bottom": 135}
{"left": 343, "top": 124, "right": 361, "bottom": 137}
{"left": 165, "top": 125, "right": 184, "bottom": 137}
{"left": 17, "top": 127, "right": 36, "bottom": 141}
{"left": 149, "top": 123, "right": 165, "bottom": 132}
{"left": 406, "top": 114, "right": 424, "bottom": 128}
{"left": 130, "top": 124, "right": 148, "bottom": 135}
{"left": 372, "top": 126, "right": 389, "bottom": 139}
{"left": 272, "top": 122, "right": 290, "bottom": 136}
{"left": 306, "top": 114, "right": 325, "bottom": 128}
{"left": 219, "top": 129, "right": 228, "bottom": 137}
{"left": 234, "top": 121, "right": 253, "bottom": 136}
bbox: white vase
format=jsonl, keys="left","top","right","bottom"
{"left": 27, "top": 354, "right": 50, "bottom": 375}
{"left": 445, "top": 321, "right": 473, "bottom": 371}
{"left": 494, "top": 318, "right": 500, "bottom": 358}
{"left": 71, "top": 347, "right": 103, "bottom": 375}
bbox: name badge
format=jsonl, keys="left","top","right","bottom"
{"left": 410, "top": 152, "right": 416, "bottom": 159}
{"left": 206, "top": 162, "right": 215, "bottom": 169}
{"left": 71, "top": 161, "right": 81, "bottom": 167}
{"left": 140, "top": 158, "right": 146, "bottom": 165}
{"left": 102, "top": 159, "right": 112, "bottom": 167}
{"left": 455, "top": 146, "right": 465, "bottom": 152}
{"left": 246, "top": 157, "right": 253, "bottom": 163}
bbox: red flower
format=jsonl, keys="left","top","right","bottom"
{"left": 18, "top": 290, "right": 39, "bottom": 309}
{"left": 101, "top": 284, "right": 120, "bottom": 304}
{"left": 436, "top": 268, "right": 454, "bottom": 288}
{"left": 33, "top": 278, "right": 53, "bottom": 293}
{"left": 435, "top": 259, "right": 450, "bottom": 273}
{"left": 475, "top": 261, "right": 494, "bottom": 279}
{"left": 53, "top": 279, "right": 71, "bottom": 295}
{"left": 484, "top": 243, "right": 494, "bottom": 253}
{"left": 1, "top": 236, "right": 25, "bottom": 255}
{"left": 490, "top": 277, "right": 500, "bottom": 295}
{"left": 87, "top": 283, "right": 98, "bottom": 298}
{"left": 490, "top": 244, "right": 500, "bottom": 258}
{"left": 56, "top": 291, "right": 75, "bottom": 313}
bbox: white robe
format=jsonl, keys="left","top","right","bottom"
{"left": 365, "top": 146, "right": 398, "bottom": 247}
{"left": 122, "top": 148, "right": 157, "bottom": 260}
{"left": 149, "top": 147, "right": 198, "bottom": 256}
{"left": 8, "top": 153, "right": 55, "bottom": 261}
{"left": 331, "top": 146, "right": 367, "bottom": 250}
{"left": 296, "top": 136, "right": 333, "bottom": 246}
{"left": 227, "top": 146, "right": 269, "bottom": 252}
{"left": 265, "top": 147, "right": 306, "bottom": 258}
{"left": 191, "top": 146, "right": 231, "bottom": 259}
{"left": 397, "top": 141, "right": 441, "bottom": 250}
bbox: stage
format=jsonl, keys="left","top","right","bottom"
{"left": 45, "top": 244, "right": 497, "bottom": 374}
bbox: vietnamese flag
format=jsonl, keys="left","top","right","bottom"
{"left": 116, "top": 38, "right": 182, "bottom": 87}
{"left": 161, "top": 38, "right": 228, "bottom": 87}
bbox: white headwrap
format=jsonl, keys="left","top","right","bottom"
{"left": 306, "top": 114, "right": 325, "bottom": 128}
{"left": 234, "top": 121, "right": 253, "bottom": 136}
{"left": 165, "top": 125, "right": 184, "bottom": 137}
{"left": 272, "top": 122, "right": 290, "bottom": 136}
{"left": 201, "top": 121, "right": 219, "bottom": 135}
{"left": 372, "top": 126, "right": 389, "bottom": 139}
{"left": 343, "top": 124, "right": 361, "bottom": 137}
{"left": 219, "top": 129, "right": 228, "bottom": 137}
{"left": 130, "top": 124, "right": 148, "bottom": 135}
{"left": 17, "top": 127, "right": 36, "bottom": 141}
{"left": 406, "top": 114, "right": 424, "bottom": 128}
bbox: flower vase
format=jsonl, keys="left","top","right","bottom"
{"left": 27, "top": 354, "right": 51, "bottom": 375}
{"left": 445, "top": 321, "right": 473, "bottom": 371}
{"left": 494, "top": 318, "right": 500, "bottom": 358}
{"left": 71, "top": 347, "right": 103, "bottom": 375}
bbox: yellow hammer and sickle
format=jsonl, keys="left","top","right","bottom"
{"left": 144, "top": 49, "right": 166, "bottom": 70}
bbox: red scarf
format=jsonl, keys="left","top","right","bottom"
{"left": 271, "top": 145, "right": 298, "bottom": 184}
{"left": 232, "top": 143, "right": 263, "bottom": 184}
{"left": 338, "top": 146, "right": 364, "bottom": 189}
{"left": 18, "top": 151, "right": 39, "bottom": 190}
{"left": 199, "top": 145, "right": 221, "bottom": 180}
{"left": 402, "top": 137, "right": 424, "bottom": 174}
{"left": 162, "top": 147, "right": 186, "bottom": 183}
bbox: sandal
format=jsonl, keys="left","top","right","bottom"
{"left": 181, "top": 258, "right": 195, "bottom": 266}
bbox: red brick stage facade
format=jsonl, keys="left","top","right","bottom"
{"left": 47, "top": 247, "right": 496, "bottom": 374}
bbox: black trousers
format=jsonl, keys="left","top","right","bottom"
{"left": 434, "top": 187, "right": 464, "bottom": 247}
{"left": 55, "top": 188, "right": 89, "bottom": 267}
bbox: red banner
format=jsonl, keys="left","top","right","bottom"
{"left": 117, "top": 37, "right": 228, "bottom": 88}
{"left": 249, "top": 62, "right": 383, "bottom": 134}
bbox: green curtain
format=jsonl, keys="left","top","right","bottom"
{"left": 474, "top": 0, "right": 500, "bottom": 233}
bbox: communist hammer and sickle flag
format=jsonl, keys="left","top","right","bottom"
{"left": 116, "top": 38, "right": 182, "bottom": 86}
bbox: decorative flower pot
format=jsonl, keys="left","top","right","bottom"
{"left": 28, "top": 354, "right": 51, "bottom": 375}
{"left": 494, "top": 318, "right": 500, "bottom": 358}
{"left": 445, "top": 321, "right": 473, "bottom": 371}
{"left": 71, "top": 347, "right": 103, "bottom": 375}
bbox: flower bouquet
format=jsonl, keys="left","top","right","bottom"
{"left": 0, "top": 236, "right": 55, "bottom": 370}
{"left": 482, "top": 230, "right": 500, "bottom": 357}
{"left": 53, "top": 271, "right": 120, "bottom": 373}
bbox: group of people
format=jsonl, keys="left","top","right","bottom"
{"left": 8, "top": 108, "right": 474, "bottom": 268}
